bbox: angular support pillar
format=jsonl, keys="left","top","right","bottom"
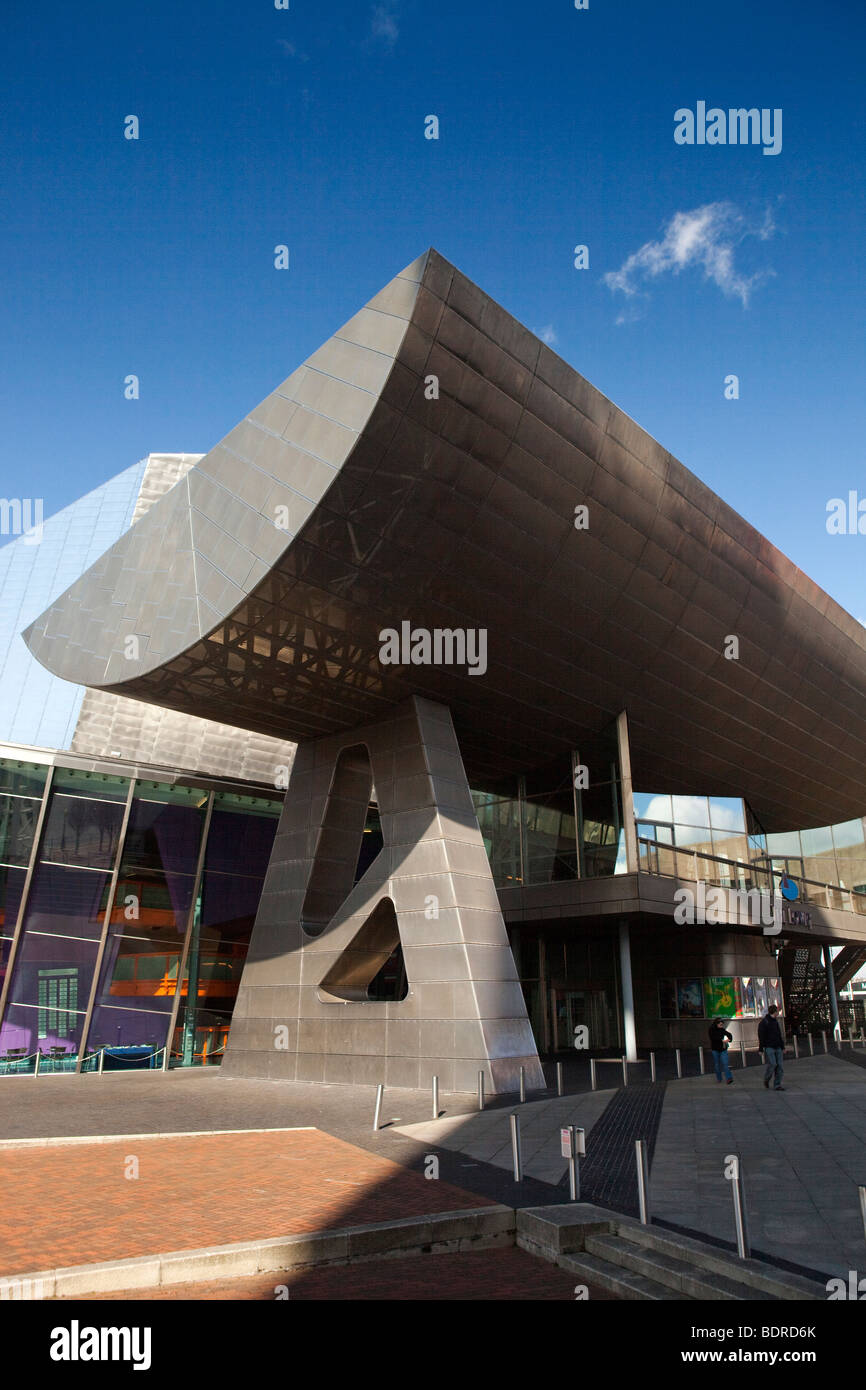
{"left": 223, "top": 695, "right": 544, "bottom": 1094}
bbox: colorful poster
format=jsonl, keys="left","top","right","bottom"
{"left": 754, "top": 978, "right": 768, "bottom": 1015}
{"left": 658, "top": 979, "right": 678, "bottom": 1020}
{"left": 677, "top": 978, "right": 705, "bottom": 1018}
{"left": 767, "top": 978, "right": 783, "bottom": 1010}
{"left": 704, "top": 976, "right": 737, "bottom": 1017}
{"left": 739, "top": 976, "right": 756, "bottom": 1018}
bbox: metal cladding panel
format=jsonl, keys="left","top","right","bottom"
{"left": 23, "top": 249, "right": 866, "bottom": 830}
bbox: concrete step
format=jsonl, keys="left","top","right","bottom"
{"left": 558, "top": 1249, "right": 694, "bottom": 1301}
{"left": 614, "top": 1222, "right": 822, "bottom": 1301}
{"left": 586, "top": 1233, "right": 775, "bottom": 1301}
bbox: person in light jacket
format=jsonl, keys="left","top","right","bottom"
{"left": 758, "top": 1004, "right": 786, "bottom": 1091}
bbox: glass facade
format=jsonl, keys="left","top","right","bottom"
{"left": 0, "top": 755, "right": 280, "bottom": 1072}
{"left": 0, "top": 459, "right": 146, "bottom": 750}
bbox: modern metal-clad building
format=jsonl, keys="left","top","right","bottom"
{"left": 18, "top": 250, "right": 866, "bottom": 1088}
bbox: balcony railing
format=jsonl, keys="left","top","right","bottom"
{"left": 637, "top": 837, "right": 866, "bottom": 917}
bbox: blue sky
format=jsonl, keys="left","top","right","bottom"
{"left": 1, "top": 0, "right": 864, "bottom": 615}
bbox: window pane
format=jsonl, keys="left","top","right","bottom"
{"left": 633, "top": 793, "right": 673, "bottom": 821}
{"left": 672, "top": 796, "right": 710, "bottom": 828}
{"left": 41, "top": 794, "right": 124, "bottom": 869}
{"left": 23, "top": 864, "right": 111, "bottom": 940}
{"left": 120, "top": 798, "right": 205, "bottom": 875}
{"left": 51, "top": 769, "right": 129, "bottom": 802}
{"left": 0, "top": 794, "right": 41, "bottom": 866}
{"left": 203, "top": 808, "right": 278, "bottom": 877}
{"left": 0, "top": 864, "right": 27, "bottom": 935}
{"left": 708, "top": 797, "right": 746, "bottom": 833}
{"left": 0, "top": 1001, "right": 87, "bottom": 1054}
{"left": 0, "top": 758, "right": 48, "bottom": 798}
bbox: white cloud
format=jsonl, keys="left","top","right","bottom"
{"left": 371, "top": 3, "right": 399, "bottom": 45}
{"left": 604, "top": 202, "right": 775, "bottom": 320}
{"left": 534, "top": 324, "right": 558, "bottom": 346}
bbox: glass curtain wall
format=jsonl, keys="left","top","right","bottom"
{"left": 172, "top": 791, "right": 280, "bottom": 1066}
{"left": 0, "top": 767, "right": 128, "bottom": 1059}
{"left": 0, "top": 760, "right": 281, "bottom": 1070}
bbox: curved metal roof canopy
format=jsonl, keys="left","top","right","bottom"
{"left": 24, "top": 249, "right": 866, "bottom": 830}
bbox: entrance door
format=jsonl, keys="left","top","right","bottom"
{"left": 552, "top": 989, "right": 612, "bottom": 1050}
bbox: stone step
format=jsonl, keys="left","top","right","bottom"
{"left": 586, "top": 1233, "right": 775, "bottom": 1301}
{"left": 559, "top": 1249, "right": 693, "bottom": 1300}
{"left": 614, "top": 1222, "right": 822, "bottom": 1300}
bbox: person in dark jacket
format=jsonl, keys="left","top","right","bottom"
{"left": 758, "top": 1004, "right": 786, "bottom": 1090}
{"left": 708, "top": 1017, "right": 734, "bottom": 1083}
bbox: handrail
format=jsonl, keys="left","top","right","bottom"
{"left": 637, "top": 837, "right": 866, "bottom": 915}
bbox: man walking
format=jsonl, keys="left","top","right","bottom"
{"left": 759, "top": 1003, "right": 786, "bottom": 1091}
{"left": 708, "top": 1017, "right": 734, "bottom": 1084}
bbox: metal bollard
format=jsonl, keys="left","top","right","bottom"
{"left": 161, "top": 1045, "right": 169, "bottom": 1073}
{"left": 822, "top": 1031, "right": 828, "bottom": 1054}
{"left": 33, "top": 1051, "right": 41, "bottom": 1077}
{"left": 675, "top": 1048, "right": 682, "bottom": 1079}
{"left": 510, "top": 1113, "right": 522, "bottom": 1182}
{"left": 859, "top": 1185, "right": 866, "bottom": 1245}
{"left": 650, "top": 1051, "right": 656, "bottom": 1083}
{"left": 729, "top": 1154, "right": 751, "bottom": 1260}
{"left": 519, "top": 1065, "right": 526, "bottom": 1103}
{"left": 373, "top": 1083, "right": 384, "bottom": 1131}
{"left": 621, "top": 1055, "right": 628, "bottom": 1086}
{"left": 98, "top": 1048, "right": 105, "bottom": 1075}
{"left": 809, "top": 1033, "right": 815, "bottom": 1056}
{"left": 793, "top": 1036, "right": 799, "bottom": 1060}
{"left": 590, "top": 1058, "right": 597, "bottom": 1091}
{"left": 432, "top": 1074, "right": 439, "bottom": 1119}
{"left": 739, "top": 1040, "right": 747, "bottom": 1067}
{"left": 556, "top": 1061, "right": 563, "bottom": 1097}
{"left": 635, "top": 1138, "right": 651, "bottom": 1225}
{"left": 477, "top": 1070, "right": 485, "bottom": 1111}
{"left": 698, "top": 1045, "right": 705, "bottom": 1075}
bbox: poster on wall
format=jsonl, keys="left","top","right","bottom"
{"left": 704, "top": 977, "right": 737, "bottom": 1017}
{"left": 658, "top": 979, "right": 678, "bottom": 1020}
{"left": 754, "top": 978, "right": 768, "bottom": 1015}
{"left": 677, "top": 978, "right": 705, "bottom": 1018}
{"left": 739, "top": 976, "right": 757, "bottom": 1018}
{"left": 767, "top": 978, "right": 783, "bottom": 1010}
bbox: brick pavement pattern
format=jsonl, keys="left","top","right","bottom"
{"left": 0, "top": 1129, "right": 494, "bottom": 1279}
{"left": 90, "top": 1247, "right": 613, "bottom": 1300}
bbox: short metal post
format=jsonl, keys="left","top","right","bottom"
{"left": 432, "top": 1074, "right": 439, "bottom": 1119}
{"left": 635, "top": 1138, "right": 650, "bottom": 1225}
{"left": 373, "top": 1083, "right": 384, "bottom": 1131}
{"left": 33, "top": 1051, "right": 41, "bottom": 1077}
{"left": 590, "top": 1058, "right": 597, "bottom": 1091}
{"left": 793, "top": 1036, "right": 799, "bottom": 1060}
{"left": 477, "top": 1070, "right": 485, "bottom": 1111}
{"left": 519, "top": 1065, "right": 526, "bottom": 1103}
{"left": 730, "top": 1154, "right": 751, "bottom": 1260}
{"left": 675, "top": 1048, "right": 682, "bottom": 1079}
{"left": 650, "top": 1051, "right": 656, "bottom": 1083}
{"left": 859, "top": 1185, "right": 866, "bottom": 1245}
{"left": 698, "top": 1045, "right": 705, "bottom": 1075}
{"left": 510, "top": 1113, "right": 522, "bottom": 1182}
{"left": 556, "top": 1061, "right": 563, "bottom": 1097}
{"left": 849, "top": 1029, "right": 855, "bottom": 1045}
{"left": 822, "top": 1031, "right": 828, "bottom": 1054}
{"left": 809, "top": 1033, "right": 814, "bottom": 1056}
{"left": 161, "top": 1044, "right": 169, "bottom": 1073}
{"left": 739, "top": 1040, "right": 746, "bottom": 1067}
{"left": 98, "top": 1048, "right": 105, "bottom": 1075}
{"left": 621, "top": 1055, "right": 628, "bottom": 1086}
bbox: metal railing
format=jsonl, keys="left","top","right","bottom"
{"left": 638, "top": 837, "right": 866, "bottom": 916}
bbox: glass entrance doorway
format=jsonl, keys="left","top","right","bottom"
{"left": 552, "top": 988, "right": 612, "bottom": 1050}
